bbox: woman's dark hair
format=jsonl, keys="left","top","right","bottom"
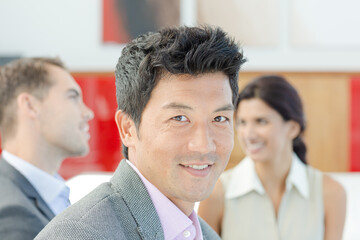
{"left": 236, "top": 75, "right": 307, "bottom": 164}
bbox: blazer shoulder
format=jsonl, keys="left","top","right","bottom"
{"left": 0, "top": 160, "right": 55, "bottom": 222}
{"left": 36, "top": 182, "right": 141, "bottom": 239}
{"left": 198, "top": 216, "right": 221, "bottom": 240}
{"left": 37, "top": 161, "right": 162, "bottom": 240}
{"left": 0, "top": 173, "right": 31, "bottom": 207}
{"left": 0, "top": 201, "right": 47, "bottom": 239}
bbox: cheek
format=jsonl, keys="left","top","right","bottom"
{"left": 216, "top": 130, "right": 234, "bottom": 155}
{"left": 256, "top": 126, "right": 275, "bottom": 141}
{"left": 236, "top": 128, "right": 247, "bottom": 148}
{"left": 268, "top": 128, "right": 288, "bottom": 148}
{"left": 236, "top": 128, "right": 245, "bottom": 140}
{"left": 140, "top": 131, "right": 182, "bottom": 163}
{"left": 237, "top": 136, "right": 246, "bottom": 151}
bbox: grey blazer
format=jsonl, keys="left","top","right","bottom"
{"left": 0, "top": 157, "right": 55, "bottom": 240}
{"left": 36, "top": 160, "right": 220, "bottom": 240}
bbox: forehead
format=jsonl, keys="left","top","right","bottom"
{"left": 151, "top": 72, "right": 233, "bottom": 105}
{"left": 237, "top": 98, "right": 278, "bottom": 118}
{"left": 46, "top": 64, "right": 81, "bottom": 92}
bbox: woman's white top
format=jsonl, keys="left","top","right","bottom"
{"left": 220, "top": 154, "right": 324, "bottom": 240}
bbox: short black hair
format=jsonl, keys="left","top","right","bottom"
{"left": 115, "top": 26, "right": 246, "bottom": 159}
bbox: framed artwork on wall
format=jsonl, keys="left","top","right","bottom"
{"left": 103, "top": 0, "right": 180, "bottom": 43}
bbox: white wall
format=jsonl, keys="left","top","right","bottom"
{"left": 0, "top": 0, "right": 122, "bottom": 71}
{"left": 1, "top": 0, "right": 359, "bottom": 72}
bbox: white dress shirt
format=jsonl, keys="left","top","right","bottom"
{"left": 2, "top": 150, "right": 70, "bottom": 215}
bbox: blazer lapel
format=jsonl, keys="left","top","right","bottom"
{"left": 111, "top": 160, "right": 164, "bottom": 240}
{"left": 198, "top": 217, "right": 221, "bottom": 240}
{"left": 0, "top": 158, "right": 55, "bottom": 220}
{"left": 22, "top": 183, "right": 56, "bottom": 221}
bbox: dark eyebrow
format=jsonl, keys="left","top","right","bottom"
{"left": 162, "top": 102, "right": 193, "bottom": 110}
{"left": 214, "top": 104, "right": 234, "bottom": 112}
{"left": 163, "top": 102, "right": 234, "bottom": 112}
{"left": 66, "top": 88, "right": 81, "bottom": 97}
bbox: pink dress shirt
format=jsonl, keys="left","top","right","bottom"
{"left": 126, "top": 160, "right": 203, "bottom": 240}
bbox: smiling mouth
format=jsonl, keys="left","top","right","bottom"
{"left": 180, "top": 163, "right": 213, "bottom": 177}
{"left": 246, "top": 142, "right": 264, "bottom": 151}
{"left": 79, "top": 123, "right": 89, "bottom": 132}
{"left": 182, "top": 164, "right": 209, "bottom": 170}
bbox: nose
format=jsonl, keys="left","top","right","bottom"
{"left": 82, "top": 103, "right": 94, "bottom": 121}
{"left": 239, "top": 123, "right": 256, "bottom": 139}
{"left": 188, "top": 122, "right": 216, "bottom": 154}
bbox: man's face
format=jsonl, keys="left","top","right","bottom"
{"left": 37, "top": 65, "right": 94, "bottom": 158}
{"left": 130, "top": 72, "right": 234, "bottom": 212}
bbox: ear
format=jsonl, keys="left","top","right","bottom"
{"left": 115, "top": 110, "right": 138, "bottom": 148}
{"left": 17, "top": 92, "right": 40, "bottom": 119}
{"left": 287, "top": 120, "right": 301, "bottom": 140}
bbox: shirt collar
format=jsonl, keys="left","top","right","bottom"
{"left": 2, "top": 150, "right": 69, "bottom": 205}
{"left": 126, "top": 160, "right": 203, "bottom": 240}
{"left": 286, "top": 153, "right": 309, "bottom": 199}
{"left": 225, "top": 153, "right": 309, "bottom": 199}
{"left": 225, "top": 156, "right": 265, "bottom": 199}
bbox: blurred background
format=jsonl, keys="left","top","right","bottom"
{"left": 1, "top": 1, "right": 360, "bottom": 238}
{"left": 1, "top": 0, "right": 360, "bottom": 178}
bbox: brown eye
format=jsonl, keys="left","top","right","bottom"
{"left": 236, "top": 119, "right": 245, "bottom": 126}
{"left": 256, "top": 118, "right": 268, "bottom": 125}
{"left": 172, "top": 115, "right": 188, "bottom": 122}
{"left": 214, "top": 116, "right": 228, "bottom": 122}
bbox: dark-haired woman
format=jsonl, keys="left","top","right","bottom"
{"left": 198, "top": 75, "right": 346, "bottom": 240}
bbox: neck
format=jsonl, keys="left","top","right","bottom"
{"left": 3, "top": 136, "right": 64, "bottom": 175}
{"left": 170, "top": 198, "right": 195, "bottom": 216}
{"left": 254, "top": 151, "right": 293, "bottom": 190}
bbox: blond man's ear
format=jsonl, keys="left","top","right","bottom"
{"left": 17, "top": 92, "right": 41, "bottom": 119}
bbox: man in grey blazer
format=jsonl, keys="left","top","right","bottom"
{"left": 36, "top": 26, "right": 246, "bottom": 239}
{"left": 0, "top": 57, "right": 94, "bottom": 239}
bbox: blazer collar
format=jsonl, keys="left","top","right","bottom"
{"left": 0, "top": 157, "right": 55, "bottom": 220}
{"left": 110, "top": 160, "right": 164, "bottom": 240}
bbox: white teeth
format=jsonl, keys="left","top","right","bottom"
{"left": 80, "top": 124, "right": 89, "bottom": 132}
{"left": 247, "top": 142, "right": 263, "bottom": 151}
{"left": 185, "top": 165, "right": 209, "bottom": 170}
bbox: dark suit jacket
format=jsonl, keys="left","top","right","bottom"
{"left": 36, "top": 160, "right": 220, "bottom": 240}
{"left": 0, "top": 157, "right": 55, "bottom": 239}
